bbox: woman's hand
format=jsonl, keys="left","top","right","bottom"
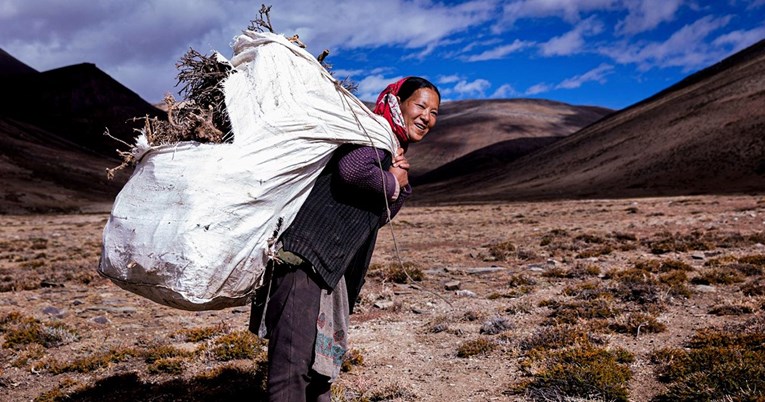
{"left": 391, "top": 148, "right": 410, "bottom": 170}
{"left": 389, "top": 148, "right": 409, "bottom": 188}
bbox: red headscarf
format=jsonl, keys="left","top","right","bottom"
{"left": 373, "top": 77, "right": 410, "bottom": 150}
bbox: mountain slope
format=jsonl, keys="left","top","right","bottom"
{"left": 407, "top": 99, "right": 611, "bottom": 180}
{"left": 0, "top": 62, "right": 163, "bottom": 155}
{"left": 415, "top": 40, "right": 765, "bottom": 203}
{"left": 0, "top": 48, "right": 37, "bottom": 76}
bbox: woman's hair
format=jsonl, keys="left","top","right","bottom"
{"left": 398, "top": 76, "right": 440, "bottom": 102}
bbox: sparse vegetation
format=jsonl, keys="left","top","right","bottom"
{"left": 4, "top": 196, "right": 765, "bottom": 401}
{"left": 457, "top": 338, "right": 497, "bottom": 358}
{"left": 368, "top": 262, "right": 424, "bottom": 283}
{"left": 209, "top": 330, "right": 266, "bottom": 361}
{"left": 514, "top": 343, "right": 633, "bottom": 401}
{"left": 651, "top": 318, "right": 765, "bottom": 401}
{"left": 608, "top": 312, "right": 667, "bottom": 335}
{"left": 0, "top": 312, "right": 79, "bottom": 349}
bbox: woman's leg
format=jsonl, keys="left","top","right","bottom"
{"left": 265, "top": 264, "right": 331, "bottom": 402}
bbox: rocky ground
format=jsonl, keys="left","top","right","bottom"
{"left": 1, "top": 195, "right": 764, "bottom": 401}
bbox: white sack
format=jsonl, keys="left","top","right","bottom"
{"left": 99, "top": 31, "right": 398, "bottom": 311}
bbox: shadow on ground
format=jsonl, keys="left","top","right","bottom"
{"left": 58, "top": 367, "right": 267, "bottom": 402}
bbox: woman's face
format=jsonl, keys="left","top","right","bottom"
{"left": 399, "top": 88, "right": 440, "bottom": 143}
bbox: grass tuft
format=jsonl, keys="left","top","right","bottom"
{"left": 457, "top": 338, "right": 497, "bottom": 358}
{"left": 514, "top": 344, "right": 633, "bottom": 402}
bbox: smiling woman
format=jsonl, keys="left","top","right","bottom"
{"left": 250, "top": 76, "right": 440, "bottom": 401}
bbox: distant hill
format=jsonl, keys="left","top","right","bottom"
{"left": 414, "top": 39, "right": 765, "bottom": 203}
{"left": 0, "top": 62, "right": 164, "bottom": 156}
{"left": 0, "top": 49, "right": 162, "bottom": 213}
{"left": 407, "top": 99, "right": 611, "bottom": 181}
{"left": 0, "top": 48, "right": 37, "bottom": 76}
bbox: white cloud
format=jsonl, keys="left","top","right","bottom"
{"left": 616, "top": 0, "right": 683, "bottom": 35}
{"left": 453, "top": 79, "right": 492, "bottom": 97}
{"left": 539, "top": 16, "right": 602, "bottom": 56}
{"left": 0, "top": 0, "right": 497, "bottom": 103}
{"left": 712, "top": 25, "right": 765, "bottom": 53}
{"left": 437, "top": 74, "right": 461, "bottom": 84}
{"left": 525, "top": 83, "right": 552, "bottom": 95}
{"left": 747, "top": 0, "right": 765, "bottom": 8}
{"left": 497, "top": 0, "right": 616, "bottom": 29}
{"left": 354, "top": 73, "right": 404, "bottom": 102}
{"left": 600, "top": 15, "right": 734, "bottom": 70}
{"left": 556, "top": 63, "right": 614, "bottom": 89}
{"left": 466, "top": 39, "right": 533, "bottom": 61}
{"left": 491, "top": 84, "right": 517, "bottom": 98}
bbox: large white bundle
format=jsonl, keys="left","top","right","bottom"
{"left": 99, "top": 31, "right": 397, "bottom": 311}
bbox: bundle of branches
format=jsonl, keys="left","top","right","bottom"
{"left": 107, "top": 4, "right": 356, "bottom": 179}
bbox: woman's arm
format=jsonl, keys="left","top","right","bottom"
{"left": 335, "top": 146, "right": 411, "bottom": 225}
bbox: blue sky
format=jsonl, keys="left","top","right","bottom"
{"left": 1, "top": 0, "right": 763, "bottom": 109}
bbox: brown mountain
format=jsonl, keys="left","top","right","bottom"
{"left": 0, "top": 50, "right": 161, "bottom": 213}
{"left": 0, "top": 62, "right": 163, "bottom": 155}
{"left": 407, "top": 99, "right": 611, "bottom": 180}
{"left": 414, "top": 39, "right": 765, "bottom": 204}
{"left": 0, "top": 48, "right": 38, "bottom": 76}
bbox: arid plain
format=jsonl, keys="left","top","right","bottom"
{"left": 1, "top": 194, "right": 764, "bottom": 401}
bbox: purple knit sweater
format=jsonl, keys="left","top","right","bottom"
{"left": 335, "top": 146, "right": 411, "bottom": 225}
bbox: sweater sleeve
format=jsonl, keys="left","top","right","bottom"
{"left": 335, "top": 146, "right": 411, "bottom": 226}
{"left": 336, "top": 146, "right": 400, "bottom": 203}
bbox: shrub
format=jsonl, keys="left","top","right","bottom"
{"left": 341, "top": 348, "right": 364, "bottom": 372}
{"left": 175, "top": 324, "right": 225, "bottom": 342}
{"left": 691, "top": 268, "right": 745, "bottom": 285}
{"left": 210, "top": 331, "right": 266, "bottom": 361}
{"left": 608, "top": 312, "right": 667, "bottom": 335}
{"left": 515, "top": 344, "right": 633, "bottom": 402}
{"left": 708, "top": 302, "right": 755, "bottom": 316}
{"left": 147, "top": 357, "right": 184, "bottom": 375}
{"left": 488, "top": 240, "right": 516, "bottom": 261}
{"left": 457, "top": 338, "right": 497, "bottom": 358}
{"left": 519, "top": 325, "right": 597, "bottom": 351}
{"left": 652, "top": 324, "right": 765, "bottom": 401}
{"left": 0, "top": 312, "right": 79, "bottom": 350}
{"left": 370, "top": 262, "right": 424, "bottom": 283}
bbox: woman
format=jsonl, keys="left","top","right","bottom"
{"left": 250, "top": 76, "right": 440, "bottom": 401}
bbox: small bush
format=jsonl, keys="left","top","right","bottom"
{"left": 562, "top": 281, "right": 612, "bottom": 301}
{"left": 0, "top": 312, "right": 79, "bottom": 349}
{"left": 544, "top": 299, "right": 619, "bottom": 325}
{"left": 370, "top": 262, "right": 424, "bottom": 284}
{"left": 457, "top": 338, "right": 497, "bottom": 358}
{"left": 147, "top": 357, "right": 184, "bottom": 375}
{"left": 658, "top": 271, "right": 692, "bottom": 298}
{"left": 576, "top": 245, "right": 613, "bottom": 259}
{"left": 741, "top": 279, "right": 765, "bottom": 296}
{"left": 643, "top": 231, "right": 712, "bottom": 254}
{"left": 143, "top": 344, "right": 193, "bottom": 363}
{"left": 341, "top": 348, "right": 364, "bottom": 372}
{"left": 567, "top": 264, "right": 601, "bottom": 278}
{"left": 175, "top": 324, "right": 225, "bottom": 342}
{"left": 708, "top": 302, "right": 755, "bottom": 316}
{"left": 609, "top": 312, "right": 667, "bottom": 335}
{"left": 691, "top": 268, "right": 745, "bottom": 285}
{"left": 47, "top": 347, "right": 138, "bottom": 374}
{"left": 515, "top": 344, "right": 633, "bottom": 402}
{"left": 488, "top": 240, "right": 516, "bottom": 261}
{"left": 507, "top": 274, "right": 537, "bottom": 287}
{"left": 210, "top": 331, "right": 266, "bottom": 361}
{"left": 609, "top": 268, "right": 664, "bottom": 304}
{"left": 652, "top": 324, "right": 765, "bottom": 401}
{"left": 520, "top": 325, "right": 597, "bottom": 351}
{"left": 738, "top": 254, "right": 765, "bottom": 266}
{"left": 542, "top": 266, "right": 569, "bottom": 278}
